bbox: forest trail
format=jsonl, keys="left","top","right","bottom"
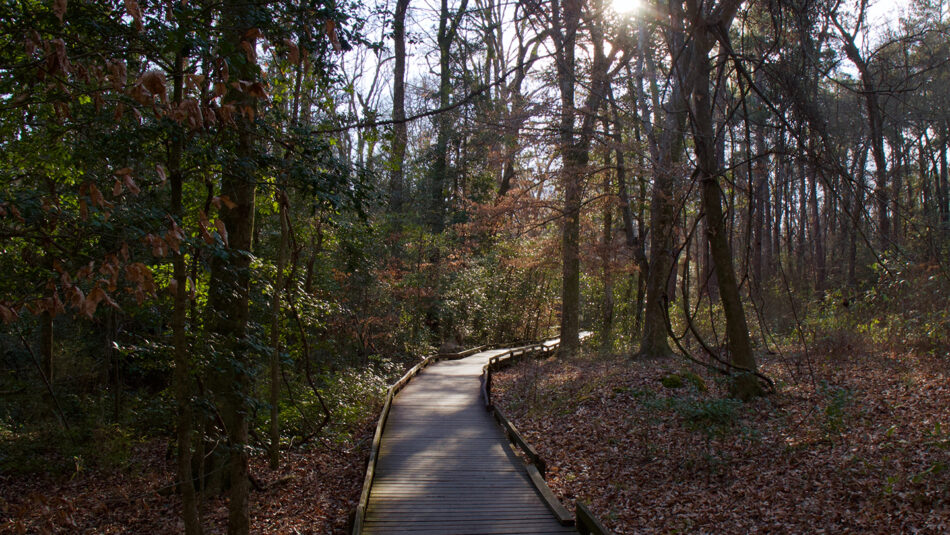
{"left": 359, "top": 344, "right": 575, "bottom": 534}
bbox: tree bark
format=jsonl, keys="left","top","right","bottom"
{"left": 208, "top": 4, "right": 260, "bottom": 532}
{"left": 268, "top": 195, "right": 287, "bottom": 470}
{"left": 40, "top": 309, "right": 53, "bottom": 389}
{"left": 638, "top": 1, "right": 695, "bottom": 358}
{"left": 601, "top": 142, "right": 614, "bottom": 351}
{"left": 390, "top": 0, "right": 409, "bottom": 212}
{"left": 808, "top": 160, "right": 825, "bottom": 292}
{"left": 169, "top": 49, "right": 202, "bottom": 535}
{"left": 687, "top": 0, "right": 761, "bottom": 399}
{"left": 429, "top": 0, "right": 469, "bottom": 231}
{"left": 549, "top": 0, "right": 612, "bottom": 355}
{"left": 833, "top": 17, "right": 890, "bottom": 249}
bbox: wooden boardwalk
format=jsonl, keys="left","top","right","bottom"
{"left": 362, "top": 347, "right": 575, "bottom": 534}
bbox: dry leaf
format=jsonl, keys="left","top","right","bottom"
{"left": 123, "top": 175, "right": 141, "bottom": 195}
{"left": 198, "top": 211, "right": 213, "bottom": 244}
{"left": 326, "top": 20, "right": 341, "bottom": 52}
{"left": 219, "top": 195, "right": 237, "bottom": 210}
{"left": 285, "top": 38, "right": 300, "bottom": 64}
{"left": 0, "top": 304, "right": 18, "bottom": 323}
{"left": 215, "top": 219, "right": 229, "bottom": 246}
{"left": 240, "top": 40, "right": 256, "bottom": 63}
{"left": 124, "top": 0, "right": 143, "bottom": 30}
{"left": 140, "top": 70, "right": 167, "bottom": 104}
{"left": 52, "top": 0, "right": 67, "bottom": 22}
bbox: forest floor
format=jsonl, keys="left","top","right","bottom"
{"left": 0, "top": 423, "right": 373, "bottom": 534}
{"left": 494, "top": 345, "right": 950, "bottom": 534}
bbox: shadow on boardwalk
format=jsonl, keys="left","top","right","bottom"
{"left": 362, "top": 349, "right": 575, "bottom": 534}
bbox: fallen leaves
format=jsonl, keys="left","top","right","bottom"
{"left": 0, "top": 429, "right": 373, "bottom": 534}
{"left": 494, "top": 349, "right": 950, "bottom": 534}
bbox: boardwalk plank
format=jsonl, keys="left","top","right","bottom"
{"left": 360, "top": 348, "right": 574, "bottom": 534}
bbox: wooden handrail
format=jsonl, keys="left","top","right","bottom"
{"left": 492, "top": 406, "right": 546, "bottom": 476}
{"left": 577, "top": 501, "right": 615, "bottom": 535}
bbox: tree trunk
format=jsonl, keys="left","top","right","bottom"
{"left": 833, "top": 20, "right": 890, "bottom": 249}
{"left": 808, "top": 162, "right": 825, "bottom": 292}
{"left": 637, "top": 9, "right": 692, "bottom": 358}
{"left": 797, "top": 158, "right": 807, "bottom": 279}
{"left": 170, "top": 49, "right": 202, "bottom": 535}
{"left": 686, "top": 0, "right": 761, "bottom": 399}
{"left": 390, "top": 0, "right": 409, "bottom": 212}
{"left": 939, "top": 133, "right": 949, "bottom": 227}
{"left": 268, "top": 196, "right": 288, "bottom": 470}
{"left": 601, "top": 146, "right": 614, "bottom": 351}
{"left": 429, "top": 0, "right": 469, "bottom": 231}
{"left": 692, "top": 65, "right": 762, "bottom": 401}
{"left": 550, "top": 0, "right": 611, "bottom": 355}
{"left": 752, "top": 122, "right": 768, "bottom": 284}
{"left": 40, "top": 309, "right": 53, "bottom": 389}
{"left": 208, "top": 4, "right": 260, "bottom": 532}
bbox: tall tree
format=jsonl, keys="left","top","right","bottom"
{"left": 429, "top": 0, "right": 470, "bottom": 231}
{"left": 205, "top": 2, "right": 262, "bottom": 532}
{"left": 686, "top": 0, "right": 763, "bottom": 398}
{"left": 390, "top": 0, "right": 410, "bottom": 212}
{"left": 544, "top": 0, "right": 614, "bottom": 355}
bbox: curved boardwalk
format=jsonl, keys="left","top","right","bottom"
{"left": 362, "top": 347, "right": 574, "bottom": 535}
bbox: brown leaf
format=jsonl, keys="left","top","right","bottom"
{"left": 112, "top": 180, "right": 123, "bottom": 197}
{"left": 46, "top": 39, "right": 70, "bottom": 76}
{"left": 139, "top": 70, "right": 167, "bottom": 104}
{"left": 198, "top": 211, "right": 214, "bottom": 244}
{"left": 217, "top": 104, "right": 236, "bottom": 126}
{"left": 248, "top": 82, "right": 268, "bottom": 99}
{"left": 52, "top": 0, "right": 67, "bottom": 22}
{"left": 213, "top": 82, "right": 227, "bottom": 99}
{"left": 123, "top": 175, "right": 141, "bottom": 195}
{"left": 67, "top": 285, "right": 84, "bottom": 310}
{"left": 81, "top": 288, "right": 104, "bottom": 318}
{"left": 240, "top": 40, "right": 256, "bottom": 63}
{"left": 124, "top": 0, "right": 143, "bottom": 30}
{"left": 284, "top": 39, "right": 300, "bottom": 64}
{"left": 0, "top": 304, "right": 19, "bottom": 323}
{"left": 177, "top": 98, "right": 204, "bottom": 130}
{"left": 106, "top": 60, "right": 127, "bottom": 91}
{"left": 155, "top": 164, "right": 167, "bottom": 185}
{"left": 326, "top": 20, "right": 341, "bottom": 52}
{"left": 215, "top": 219, "right": 229, "bottom": 246}
{"left": 219, "top": 195, "right": 238, "bottom": 210}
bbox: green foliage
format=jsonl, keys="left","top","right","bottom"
{"left": 661, "top": 370, "right": 708, "bottom": 392}
{"left": 661, "top": 374, "right": 684, "bottom": 389}
{"left": 819, "top": 381, "right": 854, "bottom": 435}
{"left": 0, "top": 420, "right": 143, "bottom": 476}
{"left": 644, "top": 394, "right": 742, "bottom": 439}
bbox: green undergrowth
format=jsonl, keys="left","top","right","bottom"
{"left": 1, "top": 357, "right": 404, "bottom": 477}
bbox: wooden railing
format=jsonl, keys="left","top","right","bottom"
{"left": 350, "top": 345, "right": 484, "bottom": 535}
{"left": 481, "top": 332, "right": 614, "bottom": 535}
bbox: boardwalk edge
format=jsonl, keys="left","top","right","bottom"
{"left": 350, "top": 344, "right": 485, "bottom": 535}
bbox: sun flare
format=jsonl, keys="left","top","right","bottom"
{"left": 611, "top": 0, "right": 641, "bottom": 15}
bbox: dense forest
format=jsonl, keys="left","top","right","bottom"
{"left": 0, "top": 0, "right": 947, "bottom": 533}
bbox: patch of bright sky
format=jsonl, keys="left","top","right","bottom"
{"left": 611, "top": 0, "right": 641, "bottom": 15}
{"left": 864, "top": 0, "right": 910, "bottom": 43}
{"left": 867, "top": 0, "right": 908, "bottom": 29}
